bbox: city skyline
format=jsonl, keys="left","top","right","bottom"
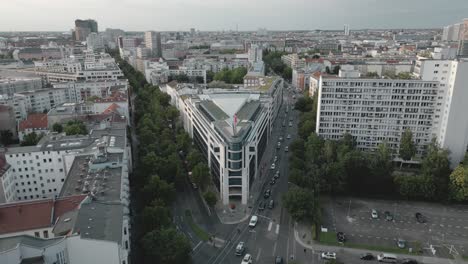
{"left": 1, "top": 0, "right": 468, "bottom": 31}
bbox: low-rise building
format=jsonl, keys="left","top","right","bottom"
{"left": 18, "top": 113, "right": 49, "bottom": 141}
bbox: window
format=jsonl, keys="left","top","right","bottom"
{"left": 34, "top": 232, "right": 40, "bottom": 237}
{"left": 43, "top": 230, "right": 49, "bottom": 238}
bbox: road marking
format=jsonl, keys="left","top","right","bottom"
{"left": 256, "top": 248, "right": 262, "bottom": 262}
{"left": 268, "top": 221, "right": 273, "bottom": 231}
{"left": 192, "top": 241, "right": 202, "bottom": 252}
{"left": 276, "top": 224, "right": 280, "bottom": 234}
{"left": 273, "top": 242, "right": 277, "bottom": 256}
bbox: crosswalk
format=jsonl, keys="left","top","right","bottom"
{"left": 267, "top": 220, "right": 280, "bottom": 234}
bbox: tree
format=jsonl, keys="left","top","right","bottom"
{"left": 142, "top": 175, "right": 176, "bottom": 205}
{"left": 203, "top": 191, "right": 218, "bottom": 207}
{"left": 421, "top": 139, "right": 450, "bottom": 199}
{"left": 187, "top": 149, "right": 204, "bottom": 170}
{"left": 394, "top": 174, "right": 436, "bottom": 200}
{"left": 370, "top": 142, "right": 393, "bottom": 178}
{"left": 0, "top": 130, "right": 14, "bottom": 146}
{"left": 192, "top": 163, "right": 210, "bottom": 190}
{"left": 449, "top": 165, "right": 468, "bottom": 202}
{"left": 141, "top": 201, "right": 172, "bottom": 233}
{"left": 21, "top": 132, "right": 43, "bottom": 146}
{"left": 52, "top": 123, "right": 63, "bottom": 133}
{"left": 142, "top": 228, "right": 192, "bottom": 264}
{"left": 283, "top": 187, "right": 319, "bottom": 222}
{"left": 64, "top": 120, "right": 87, "bottom": 136}
{"left": 282, "top": 66, "right": 293, "bottom": 80}
{"left": 399, "top": 129, "right": 416, "bottom": 161}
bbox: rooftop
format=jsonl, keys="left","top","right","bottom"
{"left": 0, "top": 195, "right": 86, "bottom": 236}
{"left": 0, "top": 235, "right": 64, "bottom": 254}
{"left": 19, "top": 113, "right": 48, "bottom": 132}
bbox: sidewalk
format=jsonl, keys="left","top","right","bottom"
{"left": 294, "top": 222, "right": 466, "bottom": 264}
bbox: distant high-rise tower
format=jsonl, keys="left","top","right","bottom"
{"left": 344, "top": 24, "right": 350, "bottom": 36}
{"left": 458, "top": 19, "right": 468, "bottom": 57}
{"left": 75, "top": 19, "right": 98, "bottom": 41}
{"left": 248, "top": 44, "right": 263, "bottom": 64}
{"left": 145, "top": 31, "right": 162, "bottom": 57}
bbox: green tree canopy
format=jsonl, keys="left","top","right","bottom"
{"left": 283, "top": 187, "right": 319, "bottom": 222}
{"left": 192, "top": 162, "right": 210, "bottom": 190}
{"left": 0, "top": 130, "right": 14, "bottom": 146}
{"left": 52, "top": 123, "right": 63, "bottom": 133}
{"left": 142, "top": 228, "right": 192, "bottom": 264}
{"left": 449, "top": 164, "right": 468, "bottom": 202}
{"left": 399, "top": 129, "right": 416, "bottom": 161}
{"left": 203, "top": 191, "right": 218, "bottom": 207}
{"left": 21, "top": 132, "right": 43, "bottom": 146}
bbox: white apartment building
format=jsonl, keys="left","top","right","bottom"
{"left": 248, "top": 44, "right": 263, "bottom": 64}
{"left": 183, "top": 57, "right": 249, "bottom": 73}
{"left": 316, "top": 71, "right": 439, "bottom": 156}
{"left": 164, "top": 78, "right": 283, "bottom": 205}
{"left": 414, "top": 58, "right": 468, "bottom": 166}
{"left": 0, "top": 78, "right": 43, "bottom": 97}
{"left": 281, "top": 53, "right": 305, "bottom": 69}
{"left": 86, "top": 32, "right": 105, "bottom": 52}
{"left": 53, "top": 79, "right": 128, "bottom": 101}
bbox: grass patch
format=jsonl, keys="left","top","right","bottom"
{"left": 319, "top": 231, "right": 340, "bottom": 246}
{"left": 318, "top": 231, "right": 421, "bottom": 256}
{"left": 311, "top": 224, "right": 317, "bottom": 240}
{"left": 184, "top": 210, "right": 210, "bottom": 241}
{"left": 462, "top": 255, "right": 468, "bottom": 261}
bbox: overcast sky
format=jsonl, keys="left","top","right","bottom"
{"left": 1, "top": 0, "right": 468, "bottom": 32}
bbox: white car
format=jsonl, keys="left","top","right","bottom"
{"left": 371, "top": 209, "right": 379, "bottom": 219}
{"left": 249, "top": 215, "right": 258, "bottom": 228}
{"left": 274, "top": 156, "right": 278, "bottom": 162}
{"left": 241, "top": 253, "right": 252, "bottom": 264}
{"left": 321, "top": 252, "right": 336, "bottom": 260}
{"left": 270, "top": 163, "right": 276, "bottom": 170}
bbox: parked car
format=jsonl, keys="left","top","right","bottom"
{"left": 268, "top": 199, "right": 275, "bottom": 209}
{"left": 415, "top": 212, "right": 426, "bottom": 223}
{"left": 270, "top": 179, "right": 276, "bottom": 185}
{"left": 397, "top": 239, "right": 406, "bottom": 249}
{"left": 241, "top": 253, "right": 253, "bottom": 264}
{"left": 275, "top": 256, "right": 283, "bottom": 264}
{"left": 274, "top": 171, "right": 280, "bottom": 179}
{"left": 248, "top": 216, "right": 258, "bottom": 228}
{"left": 264, "top": 189, "right": 271, "bottom": 199}
{"left": 270, "top": 163, "right": 276, "bottom": 170}
{"left": 191, "top": 182, "right": 198, "bottom": 189}
{"left": 371, "top": 209, "right": 379, "bottom": 219}
{"left": 384, "top": 211, "right": 393, "bottom": 221}
{"left": 336, "top": 232, "right": 346, "bottom": 243}
{"left": 321, "top": 252, "right": 336, "bottom": 260}
{"left": 274, "top": 156, "right": 278, "bottom": 162}
{"left": 288, "top": 122, "right": 292, "bottom": 127}
{"left": 287, "top": 134, "right": 291, "bottom": 139}
{"left": 258, "top": 201, "right": 265, "bottom": 211}
{"left": 235, "top": 242, "right": 245, "bottom": 256}
{"left": 360, "top": 253, "right": 374, "bottom": 260}
{"left": 279, "top": 136, "right": 283, "bottom": 141}
{"left": 277, "top": 142, "right": 281, "bottom": 149}
{"left": 285, "top": 146, "right": 289, "bottom": 152}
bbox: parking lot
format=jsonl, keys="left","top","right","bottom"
{"left": 321, "top": 197, "right": 468, "bottom": 258}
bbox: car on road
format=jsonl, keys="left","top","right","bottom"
{"left": 287, "top": 134, "right": 291, "bottom": 139}
{"left": 288, "top": 122, "right": 292, "bottom": 127}
{"left": 321, "top": 252, "right": 336, "bottom": 260}
{"left": 282, "top": 122, "right": 286, "bottom": 127}
{"left": 270, "top": 179, "right": 276, "bottom": 185}
{"left": 277, "top": 142, "right": 281, "bottom": 149}
{"left": 415, "top": 212, "right": 426, "bottom": 223}
{"left": 289, "top": 117, "right": 293, "bottom": 121}
{"left": 275, "top": 256, "right": 283, "bottom": 264}
{"left": 191, "top": 182, "right": 198, "bottom": 189}
{"left": 268, "top": 199, "right": 275, "bottom": 209}
{"left": 235, "top": 242, "right": 245, "bottom": 256}
{"left": 270, "top": 163, "right": 276, "bottom": 170}
{"left": 285, "top": 146, "right": 289, "bottom": 152}
{"left": 274, "top": 171, "right": 280, "bottom": 179}
{"left": 401, "top": 259, "right": 418, "bottom": 264}
{"left": 384, "top": 211, "right": 393, "bottom": 221}
{"left": 274, "top": 156, "right": 278, "bottom": 162}
{"left": 258, "top": 201, "right": 265, "bottom": 211}
{"left": 264, "top": 189, "right": 271, "bottom": 199}
{"left": 397, "top": 239, "right": 406, "bottom": 249}
{"left": 360, "top": 253, "right": 374, "bottom": 260}
{"left": 336, "top": 232, "right": 346, "bottom": 243}
{"left": 371, "top": 209, "right": 379, "bottom": 219}
{"left": 241, "top": 253, "right": 252, "bottom": 264}
{"left": 279, "top": 136, "right": 283, "bottom": 141}
{"left": 377, "top": 253, "right": 397, "bottom": 262}
{"left": 249, "top": 216, "right": 258, "bottom": 228}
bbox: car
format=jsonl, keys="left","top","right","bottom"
{"left": 270, "top": 163, "right": 276, "bottom": 170}
{"left": 371, "top": 209, "right": 379, "bottom": 219}
{"left": 241, "top": 253, "right": 253, "bottom": 264}
{"left": 287, "top": 134, "right": 291, "bottom": 139}
{"left": 274, "top": 171, "right": 280, "bottom": 179}
{"left": 288, "top": 122, "right": 292, "bottom": 127}
{"left": 360, "top": 253, "right": 374, "bottom": 260}
{"left": 282, "top": 122, "right": 286, "bottom": 127}
{"left": 279, "top": 136, "right": 283, "bottom": 141}
{"left": 277, "top": 142, "right": 281, "bottom": 149}
{"left": 321, "top": 252, "right": 336, "bottom": 260}
{"left": 285, "top": 146, "right": 289, "bottom": 152}
{"left": 292, "top": 95, "right": 296, "bottom": 99}
{"left": 401, "top": 259, "right": 418, "bottom": 264}
{"left": 248, "top": 216, "right": 258, "bottom": 228}
{"left": 274, "top": 156, "right": 278, "bottom": 162}
{"left": 275, "top": 256, "right": 283, "bottom": 264}
{"left": 397, "top": 239, "right": 406, "bottom": 249}
{"left": 384, "top": 211, "right": 393, "bottom": 221}
{"left": 289, "top": 117, "right": 293, "bottom": 121}
{"left": 191, "top": 182, "right": 198, "bottom": 189}
{"left": 268, "top": 199, "right": 275, "bottom": 209}
{"left": 336, "top": 232, "right": 346, "bottom": 242}
{"left": 264, "top": 189, "right": 271, "bottom": 199}
{"left": 258, "top": 201, "right": 265, "bottom": 211}
{"left": 235, "top": 242, "right": 245, "bottom": 256}
{"left": 270, "top": 179, "right": 276, "bottom": 185}
{"left": 415, "top": 212, "right": 426, "bottom": 223}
